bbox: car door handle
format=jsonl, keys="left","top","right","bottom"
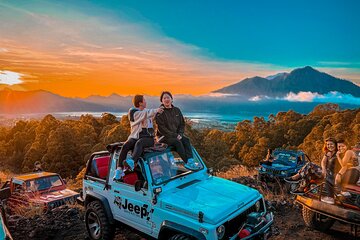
{"left": 114, "top": 190, "right": 120, "bottom": 194}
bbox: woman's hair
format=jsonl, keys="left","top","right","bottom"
{"left": 267, "top": 148, "right": 273, "bottom": 154}
{"left": 323, "top": 137, "right": 337, "bottom": 153}
{"left": 160, "top": 91, "right": 173, "bottom": 102}
{"left": 336, "top": 138, "right": 347, "bottom": 145}
{"left": 133, "top": 95, "right": 144, "bottom": 108}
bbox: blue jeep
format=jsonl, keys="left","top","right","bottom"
{"left": 258, "top": 149, "right": 308, "bottom": 181}
{"left": 79, "top": 143, "right": 274, "bottom": 240}
{"left": 0, "top": 201, "right": 13, "bottom": 240}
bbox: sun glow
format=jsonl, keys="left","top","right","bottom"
{"left": 0, "top": 70, "right": 24, "bottom": 85}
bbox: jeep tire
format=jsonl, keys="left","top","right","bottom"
{"left": 169, "top": 233, "right": 193, "bottom": 240}
{"left": 302, "top": 207, "right": 335, "bottom": 231}
{"left": 85, "top": 201, "right": 115, "bottom": 240}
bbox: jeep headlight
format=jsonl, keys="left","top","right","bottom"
{"left": 280, "top": 171, "right": 286, "bottom": 175}
{"left": 261, "top": 167, "right": 266, "bottom": 171}
{"left": 216, "top": 225, "right": 225, "bottom": 239}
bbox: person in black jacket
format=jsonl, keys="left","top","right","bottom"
{"left": 155, "top": 91, "right": 199, "bottom": 170}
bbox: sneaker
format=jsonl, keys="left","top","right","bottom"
{"left": 321, "top": 196, "right": 335, "bottom": 204}
{"left": 113, "top": 167, "right": 125, "bottom": 181}
{"left": 125, "top": 158, "right": 135, "bottom": 171}
{"left": 184, "top": 158, "right": 200, "bottom": 170}
{"left": 337, "top": 191, "right": 351, "bottom": 198}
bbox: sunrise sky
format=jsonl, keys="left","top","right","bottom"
{"left": 0, "top": 0, "right": 359, "bottom": 98}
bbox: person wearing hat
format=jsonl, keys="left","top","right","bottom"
{"left": 33, "top": 161, "right": 43, "bottom": 172}
{"left": 155, "top": 91, "right": 199, "bottom": 170}
{"left": 113, "top": 95, "right": 164, "bottom": 181}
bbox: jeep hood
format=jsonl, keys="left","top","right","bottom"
{"left": 160, "top": 177, "right": 260, "bottom": 224}
{"left": 262, "top": 163, "right": 295, "bottom": 170}
{"left": 32, "top": 189, "right": 79, "bottom": 203}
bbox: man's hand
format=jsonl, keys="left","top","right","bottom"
{"left": 157, "top": 108, "right": 164, "bottom": 114}
{"left": 177, "top": 134, "right": 182, "bottom": 140}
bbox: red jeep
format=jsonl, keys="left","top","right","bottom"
{"left": 0, "top": 172, "right": 79, "bottom": 214}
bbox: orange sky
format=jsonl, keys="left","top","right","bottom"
{"left": 0, "top": 2, "right": 359, "bottom": 98}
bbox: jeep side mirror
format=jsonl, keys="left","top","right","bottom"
{"left": 135, "top": 180, "right": 144, "bottom": 192}
{"left": 63, "top": 179, "right": 67, "bottom": 185}
{"left": 207, "top": 168, "right": 214, "bottom": 176}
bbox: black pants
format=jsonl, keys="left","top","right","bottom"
{"left": 117, "top": 137, "right": 154, "bottom": 168}
{"left": 325, "top": 172, "right": 335, "bottom": 198}
{"left": 163, "top": 136, "right": 193, "bottom": 163}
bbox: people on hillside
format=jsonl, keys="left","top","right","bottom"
{"left": 155, "top": 91, "right": 199, "bottom": 170}
{"left": 33, "top": 161, "right": 43, "bottom": 173}
{"left": 113, "top": 95, "right": 163, "bottom": 181}
{"left": 261, "top": 149, "right": 274, "bottom": 166}
{"left": 334, "top": 140, "right": 360, "bottom": 196}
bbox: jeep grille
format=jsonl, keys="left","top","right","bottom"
{"left": 265, "top": 168, "right": 282, "bottom": 175}
{"left": 223, "top": 204, "right": 258, "bottom": 238}
{"left": 48, "top": 196, "right": 77, "bottom": 209}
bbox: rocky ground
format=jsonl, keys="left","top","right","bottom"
{"left": 6, "top": 177, "right": 357, "bottom": 240}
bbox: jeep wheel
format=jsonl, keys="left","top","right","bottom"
{"left": 169, "top": 233, "right": 193, "bottom": 240}
{"left": 85, "top": 201, "right": 115, "bottom": 240}
{"left": 302, "top": 207, "right": 335, "bottom": 231}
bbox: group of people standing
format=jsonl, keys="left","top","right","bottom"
{"left": 285, "top": 138, "right": 360, "bottom": 204}
{"left": 113, "top": 91, "right": 199, "bottom": 180}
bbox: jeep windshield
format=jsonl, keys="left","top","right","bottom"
{"left": 25, "top": 175, "right": 63, "bottom": 192}
{"left": 273, "top": 152, "right": 298, "bottom": 166}
{"left": 147, "top": 149, "right": 204, "bottom": 185}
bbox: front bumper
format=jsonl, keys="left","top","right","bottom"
{"left": 230, "top": 212, "right": 274, "bottom": 240}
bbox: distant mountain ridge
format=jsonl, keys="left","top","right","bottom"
{"left": 214, "top": 66, "right": 360, "bottom": 97}
{"left": 0, "top": 88, "right": 113, "bottom": 114}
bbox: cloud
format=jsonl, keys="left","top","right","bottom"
{"left": 282, "top": 91, "right": 360, "bottom": 104}
{"left": 245, "top": 91, "right": 360, "bottom": 105}
{"left": 0, "top": 70, "right": 24, "bottom": 85}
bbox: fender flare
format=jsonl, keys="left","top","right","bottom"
{"left": 158, "top": 220, "right": 206, "bottom": 240}
{"left": 85, "top": 191, "right": 114, "bottom": 224}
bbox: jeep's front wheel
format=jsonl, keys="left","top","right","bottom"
{"left": 85, "top": 201, "right": 115, "bottom": 240}
{"left": 302, "top": 207, "right": 335, "bottom": 231}
{"left": 169, "top": 233, "right": 193, "bottom": 240}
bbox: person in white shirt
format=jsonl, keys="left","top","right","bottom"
{"left": 114, "top": 95, "right": 163, "bottom": 180}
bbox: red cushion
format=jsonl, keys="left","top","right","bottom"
{"left": 123, "top": 172, "right": 138, "bottom": 185}
{"left": 94, "top": 156, "right": 110, "bottom": 179}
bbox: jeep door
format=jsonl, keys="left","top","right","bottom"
{"left": 110, "top": 162, "right": 153, "bottom": 235}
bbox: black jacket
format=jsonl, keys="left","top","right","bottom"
{"left": 155, "top": 105, "right": 185, "bottom": 139}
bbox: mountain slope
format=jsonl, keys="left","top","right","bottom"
{"left": 0, "top": 88, "right": 109, "bottom": 114}
{"left": 214, "top": 66, "right": 360, "bottom": 97}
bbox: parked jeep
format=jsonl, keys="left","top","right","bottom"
{"left": 79, "top": 142, "right": 274, "bottom": 240}
{"left": 295, "top": 182, "right": 360, "bottom": 238}
{"left": 258, "top": 149, "right": 308, "bottom": 181}
{"left": 0, "top": 201, "right": 13, "bottom": 240}
{"left": 0, "top": 172, "right": 79, "bottom": 213}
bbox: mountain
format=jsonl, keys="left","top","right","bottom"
{"left": 266, "top": 72, "right": 289, "bottom": 81}
{"left": 0, "top": 88, "right": 110, "bottom": 114}
{"left": 214, "top": 66, "right": 360, "bottom": 97}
